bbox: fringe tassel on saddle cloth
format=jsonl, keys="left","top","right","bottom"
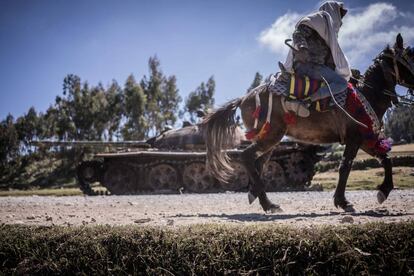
{"left": 245, "top": 84, "right": 273, "bottom": 141}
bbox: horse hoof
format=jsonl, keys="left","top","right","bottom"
{"left": 248, "top": 192, "right": 257, "bottom": 204}
{"left": 343, "top": 204, "right": 355, "bottom": 213}
{"left": 267, "top": 204, "right": 283, "bottom": 214}
{"left": 334, "top": 197, "right": 355, "bottom": 212}
{"left": 377, "top": 190, "right": 387, "bottom": 204}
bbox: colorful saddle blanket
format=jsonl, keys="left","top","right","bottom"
{"left": 269, "top": 73, "right": 348, "bottom": 112}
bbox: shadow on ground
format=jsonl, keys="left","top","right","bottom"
{"left": 168, "top": 209, "right": 411, "bottom": 223}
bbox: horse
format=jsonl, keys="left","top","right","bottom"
{"left": 201, "top": 34, "right": 414, "bottom": 212}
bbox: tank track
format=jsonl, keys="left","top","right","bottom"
{"left": 77, "top": 160, "right": 106, "bottom": 195}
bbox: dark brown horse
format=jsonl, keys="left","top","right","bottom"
{"left": 201, "top": 34, "right": 414, "bottom": 212}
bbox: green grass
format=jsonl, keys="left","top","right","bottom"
{"left": 0, "top": 186, "right": 110, "bottom": 197}
{"left": 0, "top": 223, "right": 413, "bottom": 275}
{"left": 314, "top": 166, "right": 414, "bottom": 190}
{"left": 0, "top": 187, "right": 83, "bottom": 197}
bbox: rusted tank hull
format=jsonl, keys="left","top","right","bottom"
{"left": 77, "top": 144, "right": 323, "bottom": 195}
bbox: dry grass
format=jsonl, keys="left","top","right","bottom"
{"left": 0, "top": 188, "right": 83, "bottom": 197}
{"left": 355, "top": 143, "right": 414, "bottom": 160}
{"left": 0, "top": 223, "right": 413, "bottom": 275}
{"left": 0, "top": 186, "right": 109, "bottom": 197}
{"left": 313, "top": 166, "right": 414, "bottom": 190}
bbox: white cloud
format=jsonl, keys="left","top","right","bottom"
{"left": 258, "top": 12, "right": 302, "bottom": 57}
{"left": 258, "top": 3, "right": 414, "bottom": 69}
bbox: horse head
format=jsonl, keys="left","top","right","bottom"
{"left": 381, "top": 34, "right": 414, "bottom": 103}
{"left": 362, "top": 34, "right": 414, "bottom": 114}
{"left": 393, "top": 33, "right": 414, "bottom": 90}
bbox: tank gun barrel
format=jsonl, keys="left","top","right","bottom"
{"left": 31, "top": 140, "right": 151, "bottom": 148}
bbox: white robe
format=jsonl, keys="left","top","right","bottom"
{"left": 284, "top": 1, "right": 351, "bottom": 81}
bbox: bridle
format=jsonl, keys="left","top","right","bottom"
{"left": 354, "top": 47, "right": 414, "bottom": 106}
{"left": 381, "top": 47, "right": 414, "bottom": 90}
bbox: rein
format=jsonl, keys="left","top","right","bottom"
{"left": 352, "top": 48, "right": 414, "bottom": 106}
{"left": 381, "top": 50, "right": 414, "bottom": 89}
{"left": 351, "top": 76, "right": 414, "bottom": 106}
{"left": 321, "top": 76, "right": 368, "bottom": 129}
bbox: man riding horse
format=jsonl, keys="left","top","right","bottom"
{"left": 284, "top": 1, "right": 349, "bottom": 117}
{"left": 201, "top": 1, "right": 414, "bottom": 213}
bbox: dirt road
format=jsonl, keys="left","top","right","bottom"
{"left": 1, "top": 190, "right": 413, "bottom": 227}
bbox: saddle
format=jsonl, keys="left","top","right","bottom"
{"left": 268, "top": 69, "right": 348, "bottom": 116}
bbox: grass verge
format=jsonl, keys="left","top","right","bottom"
{"left": 0, "top": 222, "right": 413, "bottom": 275}
{"left": 313, "top": 166, "right": 414, "bottom": 190}
{"left": 0, "top": 188, "right": 83, "bottom": 197}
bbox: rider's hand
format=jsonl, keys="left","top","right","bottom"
{"left": 295, "top": 47, "right": 309, "bottom": 64}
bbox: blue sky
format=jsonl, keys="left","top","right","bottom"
{"left": 1, "top": 0, "right": 413, "bottom": 120}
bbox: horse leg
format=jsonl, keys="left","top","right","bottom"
{"left": 242, "top": 143, "right": 279, "bottom": 212}
{"left": 333, "top": 141, "right": 360, "bottom": 212}
{"left": 241, "top": 135, "right": 283, "bottom": 213}
{"left": 358, "top": 142, "right": 394, "bottom": 204}
{"left": 376, "top": 154, "right": 394, "bottom": 203}
{"left": 256, "top": 150, "right": 273, "bottom": 177}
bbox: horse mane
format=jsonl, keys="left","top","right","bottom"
{"left": 383, "top": 45, "right": 392, "bottom": 53}
{"left": 358, "top": 44, "right": 398, "bottom": 118}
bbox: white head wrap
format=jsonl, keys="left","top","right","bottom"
{"left": 284, "top": 1, "right": 351, "bottom": 81}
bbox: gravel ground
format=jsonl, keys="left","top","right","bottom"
{"left": 1, "top": 190, "right": 413, "bottom": 227}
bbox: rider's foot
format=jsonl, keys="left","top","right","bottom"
{"left": 284, "top": 98, "right": 311, "bottom": 117}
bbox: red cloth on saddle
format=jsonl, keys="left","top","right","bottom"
{"left": 283, "top": 112, "right": 297, "bottom": 125}
{"left": 344, "top": 84, "right": 391, "bottom": 155}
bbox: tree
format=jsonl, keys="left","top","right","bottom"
{"left": 140, "top": 56, "right": 182, "bottom": 135}
{"left": 247, "top": 72, "right": 263, "bottom": 93}
{"left": 88, "top": 83, "right": 110, "bottom": 140}
{"left": 42, "top": 105, "right": 60, "bottom": 139}
{"left": 160, "top": 75, "right": 181, "bottom": 127}
{"left": 55, "top": 75, "right": 115, "bottom": 141}
{"left": 122, "top": 74, "right": 147, "bottom": 140}
{"left": 385, "top": 103, "right": 414, "bottom": 142}
{"left": 140, "top": 56, "right": 163, "bottom": 136}
{"left": 0, "top": 114, "right": 19, "bottom": 165}
{"left": 184, "top": 76, "right": 215, "bottom": 123}
{"left": 14, "top": 107, "right": 40, "bottom": 153}
{"left": 105, "top": 80, "right": 124, "bottom": 141}
{"left": 56, "top": 74, "right": 82, "bottom": 140}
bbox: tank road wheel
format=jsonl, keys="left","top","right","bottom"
{"left": 103, "top": 163, "right": 137, "bottom": 195}
{"left": 77, "top": 161, "right": 103, "bottom": 195}
{"left": 224, "top": 161, "right": 250, "bottom": 191}
{"left": 183, "top": 162, "right": 214, "bottom": 192}
{"left": 263, "top": 161, "right": 286, "bottom": 191}
{"left": 78, "top": 161, "right": 101, "bottom": 183}
{"left": 148, "top": 164, "right": 179, "bottom": 192}
{"left": 284, "top": 152, "right": 314, "bottom": 189}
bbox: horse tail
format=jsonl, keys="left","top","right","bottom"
{"left": 200, "top": 98, "right": 242, "bottom": 183}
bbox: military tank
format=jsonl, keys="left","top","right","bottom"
{"left": 72, "top": 122, "right": 325, "bottom": 195}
